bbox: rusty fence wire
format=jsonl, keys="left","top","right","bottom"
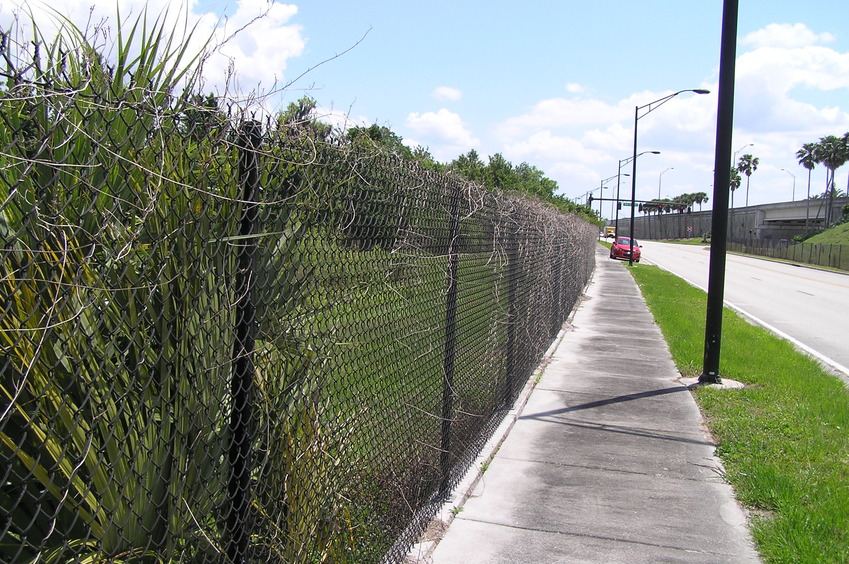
{"left": 1, "top": 53, "right": 597, "bottom": 564}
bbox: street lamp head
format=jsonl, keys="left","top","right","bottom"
{"left": 692, "top": 89, "right": 711, "bottom": 95}
{"left": 649, "top": 150, "right": 661, "bottom": 154}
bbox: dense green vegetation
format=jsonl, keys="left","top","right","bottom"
{"left": 1, "top": 8, "right": 597, "bottom": 562}
{"left": 337, "top": 121, "right": 600, "bottom": 224}
{"left": 637, "top": 191, "right": 710, "bottom": 215}
{"left": 270, "top": 95, "right": 600, "bottom": 225}
{"left": 629, "top": 265, "right": 849, "bottom": 563}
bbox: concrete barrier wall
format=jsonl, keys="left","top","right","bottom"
{"left": 614, "top": 197, "right": 848, "bottom": 242}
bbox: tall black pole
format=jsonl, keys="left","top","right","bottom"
{"left": 439, "top": 179, "right": 461, "bottom": 498}
{"left": 615, "top": 164, "right": 624, "bottom": 237}
{"left": 628, "top": 106, "right": 639, "bottom": 266}
{"left": 701, "top": 0, "right": 739, "bottom": 384}
{"left": 227, "top": 120, "right": 262, "bottom": 562}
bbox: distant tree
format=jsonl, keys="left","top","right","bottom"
{"left": 179, "top": 93, "right": 227, "bottom": 141}
{"left": 729, "top": 167, "right": 742, "bottom": 209}
{"left": 276, "top": 96, "right": 333, "bottom": 141}
{"left": 736, "top": 153, "right": 759, "bottom": 207}
{"left": 449, "top": 149, "right": 487, "bottom": 184}
{"left": 844, "top": 132, "right": 849, "bottom": 198}
{"left": 514, "top": 162, "right": 557, "bottom": 199}
{"left": 486, "top": 153, "right": 515, "bottom": 191}
{"left": 813, "top": 135, "right": 849, "bottom": 226}
{"left": 346, "top": 123, "right": 414, "bottom": 160}
{"left": 692, "top": 191, "right": 709, "bottom": 211}
{"left": 796, "top": 142, "right": 818, "bottom": 203}
{"left": 410, "top": 145, "right": 444, "bottom": 170}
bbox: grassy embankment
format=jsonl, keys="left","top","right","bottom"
{"left": 806, "top": 221, "right": 849, "bottom": 245}
{"left": 656, "top": 219, "right": 849, "bottom": 247}
{"left": 628, "top": 265, "right": 849, "bottom": 563}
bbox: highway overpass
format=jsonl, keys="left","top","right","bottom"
{"left": 614, "top": 197, "right": 849, "bottom": 242}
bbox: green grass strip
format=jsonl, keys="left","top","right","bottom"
{"left": 628, "top": 264, "right": 849, "bottom": 563}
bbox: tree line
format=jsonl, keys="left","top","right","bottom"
{"left": 263, "top": 96, "right": 601, "bottom": 224}
{"left": 638, "top": 191, "right": 710, "bottom": 215}
{"left": 796, "top": 133, "right": 849, "bottom": 227}
{"left": 634, "top": 133, "right": 849, "bottom": 229}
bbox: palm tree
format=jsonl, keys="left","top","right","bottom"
{"left": 693, "top": 191, "right": 709, "bottom": 211}
{"left": 729, "top": 167, "right": 742, "bottom": 209}
{"left": 844, "top": 132, "right": 849, "bottom": 197}
{"left": 736, "top": 154, "right": 759, "bottom": 207}
{"left": 796, "top": 142, "right": 817, "bottom": 228}
{"left": 814, "top": 135, "right": 849, "bottom": 227}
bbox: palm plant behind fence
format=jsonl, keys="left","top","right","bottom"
{"left": 0, "top": 11, "right": 598, "bottom": 563}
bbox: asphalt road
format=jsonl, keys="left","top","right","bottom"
{"left": 633, "top": 240, "right": 849, "bottom": 382}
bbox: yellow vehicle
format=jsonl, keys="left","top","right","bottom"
{"left": 604, "top": 226, "right": 616, "bottom": 238}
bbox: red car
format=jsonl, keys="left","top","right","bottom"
{"left": 609, "top": 236, "right": 641, "bottom": 262}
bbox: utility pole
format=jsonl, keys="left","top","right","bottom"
{"left": 701, "top": 0, "right": 738, "bottom": 384}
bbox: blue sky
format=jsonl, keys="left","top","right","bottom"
{"left": 4, "top": 1, "right": 849, "bottom": 214}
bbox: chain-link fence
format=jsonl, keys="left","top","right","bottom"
{"left": 728, "top": 240, "right": 849, "bottom": 271}
{"left": 1, "top": 37, "right": 597, "bottom": 564}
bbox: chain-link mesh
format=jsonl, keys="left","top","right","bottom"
{"left": 1, "top": 34, "right": 597, "bottom": 564}
{"left": 728, "top": 240, "right": 849, "bottom": 271}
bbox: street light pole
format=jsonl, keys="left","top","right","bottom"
{"left": 628, "top": 89, "right": 710, "bottom": 266}
{"left": 701, "top": 0, "right": 739, "bottom": 385}
{"left": 598, "top": 182, "right": 605, "bottom": 219}
{"left": 659, "top": 167, "right": 674, "bottom": 200}
{"left": 595, "top": 174, "right": 619, "bottom": 221}
{"left": 733, "top": 143, "right": 753, "bottom": 164}
{"left": 781, "top": 168, "right": 796, "bottom": 202}
{"left": 614, "top": 169, "right": 630, "bottom": 237}
{"left": 617, "top": 152, "right": 658, "bottom": 238}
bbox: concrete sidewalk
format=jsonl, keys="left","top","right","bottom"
{"left": 410, "top": 246, "right": 760, "bottom": 563}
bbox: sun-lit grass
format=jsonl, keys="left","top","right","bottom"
{"left": 629, "top": 265, "right": 849, "bottom": 563}
{"left": 806, "top": 221, "right": 849, "bottom": 245}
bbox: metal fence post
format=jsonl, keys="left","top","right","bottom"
{"left": 551, "top": 242, "right": 563, "bottom": 339}
{"left": 503, "top": 216, "right": 520, "bottom": 407}
{"left": 439, "top": 180, "right": 462, "bottom": 498}
{"left": 226, "top": 120, "right": 262, "bottom": 563}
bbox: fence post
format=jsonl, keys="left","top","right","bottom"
{"left": 503, "top": 214, "right": 520, "bottom": 407}
{"left": 551, "top": 239, "right": 563, "bottom": 339}
{"left": 226, "top": 120, "right": 262, "bottom": 563}
{"left": 439, "top": 180, "right": 462, "bottom": 499}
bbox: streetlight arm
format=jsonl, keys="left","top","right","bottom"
{"left": 637, "top": 89, "right": 711, "bottom": 119}
{"left": 620, "top": 150, "right": 661, "bottom": 169}
{"left": 629, "top": 88, "right": 708, "bottom": 266}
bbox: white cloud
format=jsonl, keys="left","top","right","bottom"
{"left": 494, "top": 97, "right": 630, "bottom": 142}
{"left": 741, "top": 23, "right": 835, "bottom": 49}
{"left": 404, "top": 109, "right": 479, "bottom": 160}
{"left": 201, "top": 1, "right": 304, "bottom": 97}
{"left": 481, "top": 23, "right": 849, "bottom": 206}
{"left": 432, "top": 86, "right": 462, "bottom": 101}
{"left": 734, "top": 25, "right": 849, "bottom": 135}
{"left": 314, "top": 105, "right": 370, "bottom": 132}
{"left": 730, "top": 20, "right": 849, "bottom": 205}
{"left": 0, "top": 0, "right": 306, "bottom": 105}
{"left": 487, "top": 87, "right": 720, "bottom": 202}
